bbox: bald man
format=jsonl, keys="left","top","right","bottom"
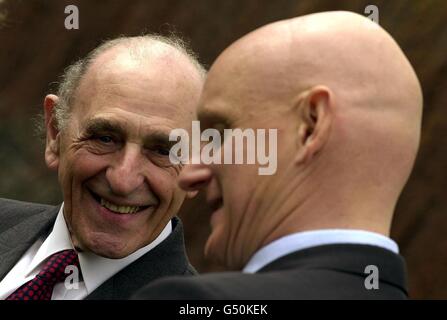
{"left": 0, "top": 35, "right": 205, "bottom": 300}
{"left": 135, "top": 11, "right": 422, "bottom": 299}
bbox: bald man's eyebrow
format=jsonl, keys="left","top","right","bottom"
{"left": 197, "top": 110, "right": 232, "bottom": 130}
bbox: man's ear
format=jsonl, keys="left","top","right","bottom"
{"left": 43, "top": 94, "right": 61, "bottom": 171}
{"left": 294, "top": 86, "right": 332, "bottom": 165}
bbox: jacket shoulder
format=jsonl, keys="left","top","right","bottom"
{"left": 133, "top": 271, "right": 256, "bottom": 300}
{"left": 133, "top": 267, "right": 408, "bottom": 300}
{"left": 0, "top": 198, "right": 56, "bottom": 233}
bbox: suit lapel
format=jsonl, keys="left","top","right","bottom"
{"left": 0, "top": 206, "right": 59, "bottom": 281}
{"left": 85, "top": 217, "right": 195, "bottom": 299}
{"left": 0, "top": 207, "right": 194, "bottom": 299}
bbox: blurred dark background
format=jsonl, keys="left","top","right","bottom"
{"left": 0, "top": 0, "right": 445, "bottom": 299}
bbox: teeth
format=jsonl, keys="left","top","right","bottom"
{"left": 100, "top": 198, "right": 140, "bottom": 214}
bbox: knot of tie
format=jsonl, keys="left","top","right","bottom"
{"left": 36, "top": 249, "right": 80, "bottom": 285}
{"left": 7, "top": 249, "right": 80, "bottom": 300}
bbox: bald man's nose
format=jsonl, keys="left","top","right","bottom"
{"left": 106, "top": 145, "right": 145, "bottom": 196}
{"left": 178, "top": 163, "right": 213, "bottom": 191}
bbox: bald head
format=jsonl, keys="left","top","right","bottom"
{"left": 192, "top": 11, "right": 423, "bottom": 268}
{"left": 53, "top": 35, "right": 205, "bottom": 131}
{"left": 205, "top": 11, "right": 421, "bottom": 114}
{"left": 75, "top": 38, "right": 204, "bottom": 127}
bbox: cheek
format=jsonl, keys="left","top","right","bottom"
{"left": 58, "top": 150, "right": 110, "bottom": 194}
{"left": 149, "top": 167, "right": 184, "bottom": 205}
{"left": 222, "top": 165, "right": 255, "bottom": 209}
{"left": 71, "top": 151, "right": 110, "bottom": 181}
{"left": 221, "top": 166, "right": 260, "bottom": 236}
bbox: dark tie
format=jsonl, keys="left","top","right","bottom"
{"left": 6, "top": 249, "right": 80, "bottom": 300}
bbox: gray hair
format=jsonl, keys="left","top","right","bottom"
{"left": 43, "top": 34, "right": 206, "bottom": 134}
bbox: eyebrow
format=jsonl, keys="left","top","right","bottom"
{"left": 197, "top": 109, "right": 232, "bottom": 129}
{"left": 143, "top": 131, "right": 174, "bottom": 147}
{"left": 84, "top": 118, "right": 127, "bottom": 137}
{"left": 83, "top": 118, "right": 174, "bottom": 146}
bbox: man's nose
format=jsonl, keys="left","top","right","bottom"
{"left": 178, "top": 163, "right": 213, "bottom": 192}
{"left": 106, "top": 144, "right": 145, "bottom": 196}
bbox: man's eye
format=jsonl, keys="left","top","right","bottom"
{"left": 97, "top": 136, "right": 114, "bottom": 144}
{"left": 154, "top": 146, "right": 170, "bottom": 156}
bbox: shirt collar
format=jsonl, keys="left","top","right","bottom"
{"left": 26, "top": 206, "right": 73, "bottom": 276}
{"left": 243, "top": 229, "right": 399, "bottom": 274}
{"left": 27, "top": 203, "right": 172, "bottom": 295}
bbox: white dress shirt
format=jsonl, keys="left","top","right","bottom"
{"left": 0, "top": 203, "right": 172, "bottom": 300}
{"left": 243, "top": 229, "right": 399, "bottom": 273}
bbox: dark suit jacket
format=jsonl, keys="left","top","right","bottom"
{"left": 0, "top": 198, "right": 196, "bottom": 299}
{"left": 134, "top": 243, "right": 408, "bottom": 299}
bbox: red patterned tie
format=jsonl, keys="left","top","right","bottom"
{"left": 6, "top": 249, "right": 80, "bottom": 300}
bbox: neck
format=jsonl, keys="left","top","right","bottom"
{"left": 255, "top": 165, "right": 396, "bottom": 252}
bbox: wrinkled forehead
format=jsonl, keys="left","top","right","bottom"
{"left": 87, "top": 45, "right": 202, "bottom": 102}
{"left": 73, "top": 48, "right": 202, "bottom": 128}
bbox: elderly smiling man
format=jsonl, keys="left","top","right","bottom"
{"left": 0, "top": 35, "right": 205, "bottom": 300}
{"left": 135, "top": 11, "right": 423, "bottom": 299}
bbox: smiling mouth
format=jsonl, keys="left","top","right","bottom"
{"left": 88, "top": 189, "right": 151, "bottom": 214}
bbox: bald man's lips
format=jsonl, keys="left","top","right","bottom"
{"left": 209, "top": 198, "right": 223, "bottom": 212}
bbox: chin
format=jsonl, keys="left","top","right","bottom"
{"left": 83, "top": 232, "right": 134, "bottom": 259}
{"left": 204, "top": 234, "right": 227, "bottom": 269}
